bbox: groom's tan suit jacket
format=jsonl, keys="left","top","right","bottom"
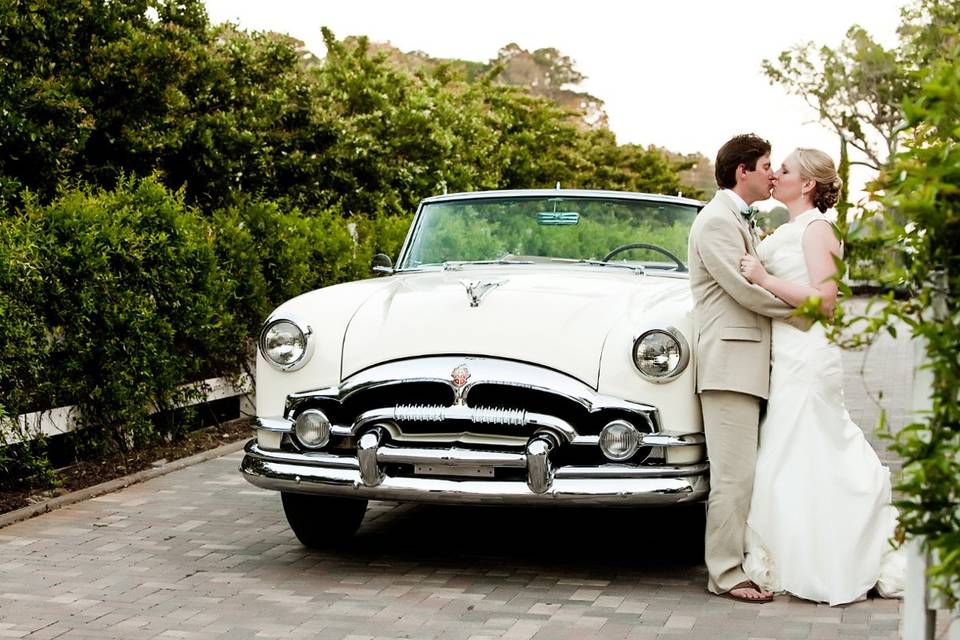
{"left": 688, "top": 191, "right": 801, "bottom": 399}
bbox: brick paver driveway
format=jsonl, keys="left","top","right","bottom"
{"left": 0, "top": 301, "right": 915, "bottom": 639}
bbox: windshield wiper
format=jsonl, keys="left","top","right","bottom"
{"left": 439, "top": 259, "right": 536, "bottom": 271}
{"left": 548, "top": 257, "right": 646, "bottom": 275}
{"left": 394, "top": 259, "right": 537, "bottom": 272}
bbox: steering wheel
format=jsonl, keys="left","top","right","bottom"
{"left": 602, "top": 243, "right": 686, "bottom": 272}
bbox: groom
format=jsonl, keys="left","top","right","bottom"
{"left": 687, "top": 134, "right": 805, "bottom": 603}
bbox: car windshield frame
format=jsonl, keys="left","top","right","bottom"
{"left": 395, "top": 192, "right": 703, "bottom": 272}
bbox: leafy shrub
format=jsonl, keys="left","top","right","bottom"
{"left": 35, "top": 176, "right": 239, "bottom": 448}
{"left": 0, "top": 176, "right": 236, "bottom": 469}
{"left": 0, "top": 211, "right": 58, "bottom": 485}
{"left": 0, "top": 209, "right": 49, "bottom": 415}
{"left": 0, "top": 176, "right": 413, "bottom": 488}
{"left": 211, "top": 198, "right": 387, "bottom": 342}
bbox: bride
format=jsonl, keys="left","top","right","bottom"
{"left": 737, "top": 148, "right": 905, "bottom": 606}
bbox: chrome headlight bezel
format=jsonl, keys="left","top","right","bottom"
{"left": 598, "top": 419, "right": 642, "bottom": 461}
{"left": 259, "top": 315, "right": 315, "bottom": 372}
{"left": 293, "top": 409, "right": 331, "bottom": 449}
{"left": 632, "top": 325, "right": 690, "bottom": 383}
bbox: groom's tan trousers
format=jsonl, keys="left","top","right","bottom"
{"left": 700, "top": 390, "right": 761, "bottom": 594}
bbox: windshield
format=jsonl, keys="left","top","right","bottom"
{"left": 398, "top": 196, "right": 699, "bottom": 270}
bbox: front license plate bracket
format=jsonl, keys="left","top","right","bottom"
{"left": 413, "top": 464, "right": 495, "bottom": 478}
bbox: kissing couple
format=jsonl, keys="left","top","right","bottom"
{"left": 687, "top": 134, "right": 905, "bottom": 606}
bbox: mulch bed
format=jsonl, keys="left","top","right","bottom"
{"left": 0, "top": 418, "right": 254, "bottom": 516}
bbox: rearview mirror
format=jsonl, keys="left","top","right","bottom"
{"left": 537, "top": 212, "right": 580, "bottom": 225}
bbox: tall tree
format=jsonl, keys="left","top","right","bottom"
{"left": 763, "top": 26, "right": 908, "bottom": 171}
{"left": 489, "top": 43, "right": 606, "bottom": 130}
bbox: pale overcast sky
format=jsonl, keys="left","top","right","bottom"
{"left": 203, "top": 0, "right": 905, "bottom": 203}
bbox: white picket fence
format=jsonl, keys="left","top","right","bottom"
{"left": 2, "top": 375, "right": 253, "bottom": 446}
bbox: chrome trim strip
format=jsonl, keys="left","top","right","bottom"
{"left": 256, "top": 413, "right": 701, "bottom": 449}
{"left": 554, "top": 463, "right": 709, "bottom": 479}
{"left": 254, "top": 416, "right": 294, "bottom": 432}
{"left": 377, "top": 446, "right": 526, "bottom": 468}
{"left": 350, "top": 405, "right": 578, "bottom": 443}
{"left": 244, "top": 446, "right": 360, "bottom": 469}
{"left": 375, "top": 430, "right": 527, "bottom": 447}
{"left": 418, "top": 189, "right": 703, "bottom": 208}
{"left": 287, "top": 357, "right": 658, "bottom": 417}
{"left": 640, "top": 432, "right": 704, "bottom": 447}
{"left": 570, "top": 432, "right": 703, "bottom": 447}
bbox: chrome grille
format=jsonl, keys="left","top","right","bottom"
{"left": 393, "top": 404, "right": 528, "bottom": 426}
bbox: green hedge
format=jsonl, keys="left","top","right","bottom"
{"left": 0, "top": 176, "right": 405, "bottom": 486}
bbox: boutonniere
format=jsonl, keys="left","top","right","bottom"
{"left": 741, "top": 207, "right": 764, "bottom": 241}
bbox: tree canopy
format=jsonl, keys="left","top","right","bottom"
{"left": 0, "top": 0, "right": 702, "bottom": 218}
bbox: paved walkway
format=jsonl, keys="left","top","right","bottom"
{"left": 0, "top": 300, "right": 939, "bottom": 640}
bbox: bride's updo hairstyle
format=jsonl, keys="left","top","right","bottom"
{"left": 795, "top": 148, "right": 843, "bottom": 213}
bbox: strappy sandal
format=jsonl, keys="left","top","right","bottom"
{"left": 719, "top": 580, "right": 774, "bottom": 603}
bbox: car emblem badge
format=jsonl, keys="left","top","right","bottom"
{"left": 461, "top": 279, "right": 505, "bottom": 307}
{"left": 451, "top": 365, "right": 471, "bottom": 388}
{"left": 451, "top": 364, "right": 471, "bottom": 405}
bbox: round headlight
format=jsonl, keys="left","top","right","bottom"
{"left": 633, "top": 328, "right": 689, "bottom": 381}
{"left": 599, "top": 420, "right": 641, "bottom": 461}
{"left": 294, "top": 409, "right": 331, "bottom": 449}
{"left": 260, "top": 317, "right": 313, "bottom": 371}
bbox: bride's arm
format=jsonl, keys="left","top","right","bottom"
{"left": 740, "top": 221, "right": 842, "bottom": 315}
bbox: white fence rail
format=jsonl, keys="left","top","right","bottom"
{"left": 2, "top": 375, "right": 253, "bottom": 446}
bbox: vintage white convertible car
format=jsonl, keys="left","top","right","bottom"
{"left": 240, "top": 189, "right": 707, "bottom": 547}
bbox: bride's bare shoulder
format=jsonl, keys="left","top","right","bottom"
{"left": 802, "top": 218, "right": 843, "bottom": 257}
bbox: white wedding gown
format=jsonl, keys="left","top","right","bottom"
{"left": 742, "top": 209, "right": 905, "bottom": 606}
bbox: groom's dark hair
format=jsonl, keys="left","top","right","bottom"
{"left": 715, "top": 134, "right": 772, "bottom": 189}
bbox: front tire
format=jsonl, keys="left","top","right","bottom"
{"left": 280, "top": 492, "right": 368, "bottom": 548}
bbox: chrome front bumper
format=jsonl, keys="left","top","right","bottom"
{"left": 240, "top": 439, "right": 709, "bottom": 506}
{"left": 242, "top": 356, "right": 708, "bottom": 505}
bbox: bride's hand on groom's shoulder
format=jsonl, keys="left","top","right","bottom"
{"left": 740, "top": 253, "right": 768, "bottom": 286}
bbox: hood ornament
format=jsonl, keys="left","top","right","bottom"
{"left": 460, "top": 279, "right": 506, "bottom": 307}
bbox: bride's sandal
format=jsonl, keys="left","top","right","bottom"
{"left": 719, "top": 580, "right": 775, "bottom": 604}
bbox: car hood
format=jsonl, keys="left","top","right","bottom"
{"left": 341, "top": 267, "right": 689, "bottom": 387}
